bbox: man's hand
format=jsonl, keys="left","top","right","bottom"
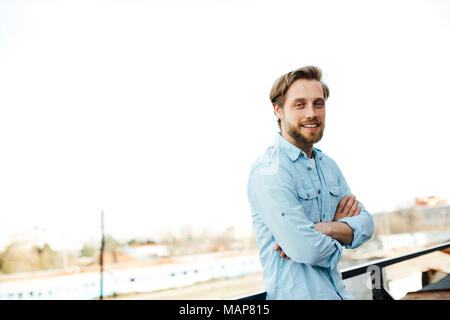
{"left": 333, "top": 195, "right": 361, "bottom": 221}
{"left": 313, "top": 221, "right": 332, "bottom": 236}
{"left": 274, "top": 243, "right": 290, "bottom": 259}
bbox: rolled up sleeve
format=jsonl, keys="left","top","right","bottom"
{"left": 336, "top": 167, "right": 374, "bottom": 249}
{"left": 338, "top": 210, "right": 374, "bottom": 249}
{"left": 248, "top": 165, "right": 342, "bottom": 269}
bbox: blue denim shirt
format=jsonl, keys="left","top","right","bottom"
{"left": 247, "top": 133, "right": 374, "bottom": 299}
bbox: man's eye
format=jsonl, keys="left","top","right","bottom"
{"left": 296, "top": 104, "right": 303, "bottom": 107}
{"left": 315, "top": 102, "right": 324, "bottom": 106}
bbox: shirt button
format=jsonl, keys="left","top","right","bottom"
{"left": 281, "top": 212, "right": 285, "bottom": 216}
{"left": 318, "top": 190, "right": 321, "bottom": 194}
{"left": 307, "top": 167, "right": 311, "bottom": 171}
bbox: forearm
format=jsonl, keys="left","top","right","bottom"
{"left": 315, "top": 222, "right": 354, "bottom": 246}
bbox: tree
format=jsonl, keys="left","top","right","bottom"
{"left": 0, "top": 243, "right": 40, "bottom": 273}
{"left": 80, "top": 244, "right": 96, "bottom": 257}
{"left": 36, "top": 243, "right": 59, "bottom": 270}
{"left": 104, "top": 235, "right": 120, "bottom": 252}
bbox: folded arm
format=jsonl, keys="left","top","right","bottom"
{"left": 314, "top": 221, "right": 354, "bottom": 246}
{"left": 248, "top": 165, "right": 343, "bottom": 269}
{"left": 274, "top": 166, "right": 374, "bottom": 257}
{"left": 314, "top": 193, "right": 363, "bottom": 246}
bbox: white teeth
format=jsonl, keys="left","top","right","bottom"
{"left": 302, "top": 124, "right": 318, "bottom": 128}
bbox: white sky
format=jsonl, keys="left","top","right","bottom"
{"left": 1, "top": 0, "right": 450, "bottom": 245}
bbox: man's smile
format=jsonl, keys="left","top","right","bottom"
{"left": 300, "top": 123, "right": 320, "bottom": 131}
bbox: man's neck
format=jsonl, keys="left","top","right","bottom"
{"left": 280, "top": 131, "right": 314, "bottom": 159}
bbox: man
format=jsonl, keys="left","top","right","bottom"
{"left": 247, "top": 66, "right": 374, "bottom": 299}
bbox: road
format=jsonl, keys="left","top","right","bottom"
{"left": 107, "top": 272, "right": 265, "bottom": 300}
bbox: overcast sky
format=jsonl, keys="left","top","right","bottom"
{"left": 1, "top": 0, "right": 449, "bottom": 245}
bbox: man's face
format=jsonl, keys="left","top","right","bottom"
{"left": 276, "top": 79, "right": 326, "bottom": 147}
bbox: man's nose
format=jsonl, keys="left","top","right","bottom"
{"left": 304, "top": 104, "right": 318, "bottom": 119}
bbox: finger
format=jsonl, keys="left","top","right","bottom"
{"left": 274, "top": 244, "right": 280, "bottom": 251}
{"left": 347, "top": 199, "right": 356, "bottom": 216}
{"left": 349, "top": 200, "right": 359, "bottom": 216}
{"left": 336, "top": 195, "right": 350, "bottom": 214}
{"left": 280, "top": 250, "right": 286, "bottom": 258}
{"left": 337, "top": 195, "right": 350, "bottom": 213}
{"left": 356, "top": 206, "right": 362, "bottom": 216}
{"left": 342, "top": 195, "right": 356, "bottom": 216}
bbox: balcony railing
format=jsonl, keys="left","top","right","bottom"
{"left": 237, "top": 241, "right": 450, "bottom": 300}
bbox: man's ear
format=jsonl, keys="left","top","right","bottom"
{"left": 273, "top": 104, "right": 283, "bottom": 121}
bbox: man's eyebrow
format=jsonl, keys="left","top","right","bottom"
{"left": 292, "top": 97, "right": 325, "bottom": 102}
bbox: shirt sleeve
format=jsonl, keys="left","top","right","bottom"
{"left": 335, "top": 166, "right": 375, "bottom": 249}
{"left": 248, "top": 164, "right": 343, "bottom": 269}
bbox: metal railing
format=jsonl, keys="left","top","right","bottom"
{"left": 237, "top": 241, "right": 450, "bottom": 300}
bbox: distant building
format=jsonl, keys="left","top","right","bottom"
{"left": 223, "top": 225, "right": 252, "bottom": 240}
{"left": 415, "top": 195, "right": 448, "bottom": 207}
{"left": 373, "top": 204, "right": 450, "bottom": 236}
{"left": 121, "top": 243, "right": 170, "bottom": 260}
{"left": 178, "top": 224, "right": 210, "bottom": 241}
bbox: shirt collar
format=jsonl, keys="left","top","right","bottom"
{"left": 275, "top": 133, "right": 323, "bottom": 162}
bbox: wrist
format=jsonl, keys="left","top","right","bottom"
{"left": 321, "top": 222, "right": 334, "bottom": 237}
{"left": 326, "top": 222, "right": 336, "bottom": 237}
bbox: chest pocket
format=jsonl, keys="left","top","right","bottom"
{"left": 327, "top": 183, "right": 341, "bottom": 218}
{"left": 296, "top": 187, "right": 319, "bottom": 223}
